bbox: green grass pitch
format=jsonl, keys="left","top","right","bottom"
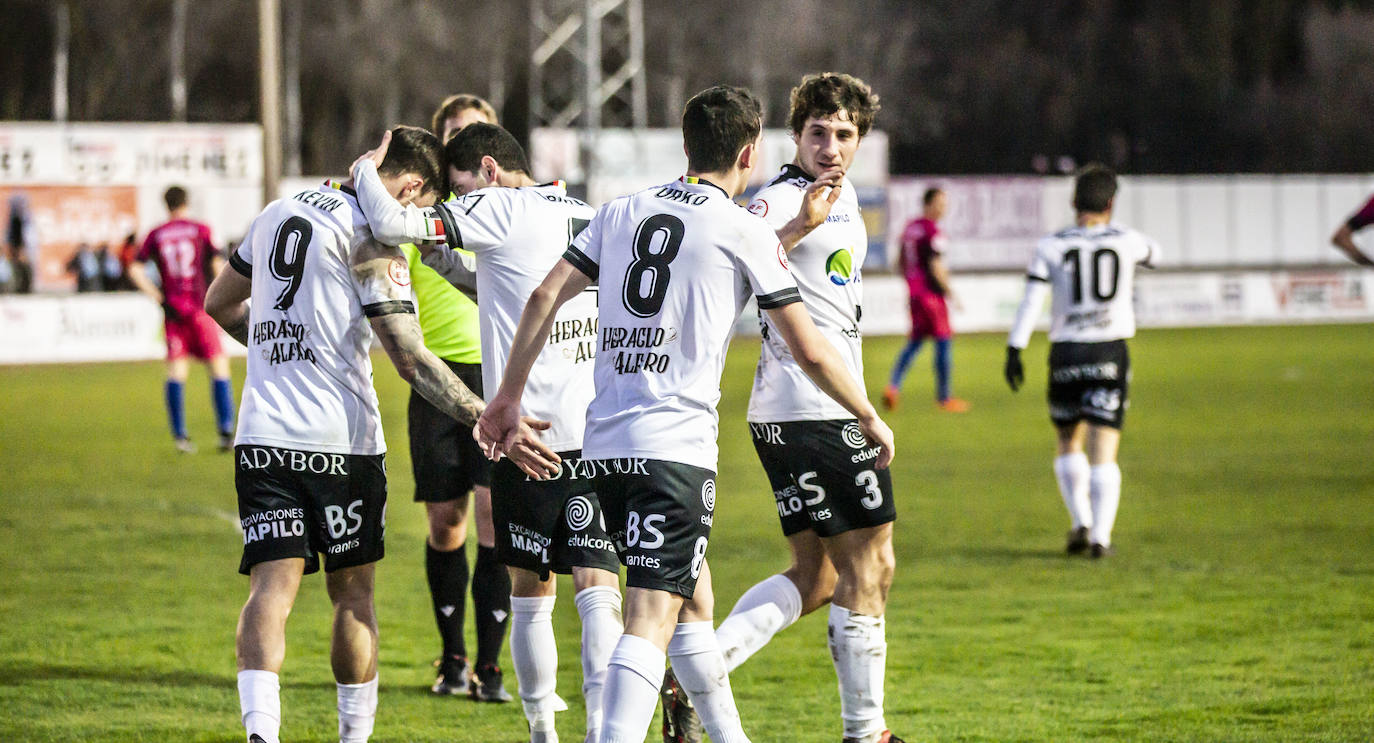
{"left": 1, "top": 324, "right": 1371, "bottom": 742}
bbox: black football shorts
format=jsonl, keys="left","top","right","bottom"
{"left": 235, "top": 445, "right": 387, "bottom": 575}
{"left": 592, "top": 458, "right": 715, "bottom": 599}
{"left": 409, "top": 360, "right": 490, "bottom": 502}
{"left": 750, "top": 419, "right": 897, "bottom": 538}
{"left": 491, "top": 451, "right": 620, "bottom": 579}
{"left": 1047, "top": 340, "right": 1131, "bottom": 429}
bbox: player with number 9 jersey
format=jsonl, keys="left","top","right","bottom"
{"left": 229, "top": 181, "right": 402, "bottom": 457}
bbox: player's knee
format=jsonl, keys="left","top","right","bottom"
{"left": 871, "top": 545, "right": 896, "bottom": 591}
{"left": 571, "top": 566, "right": 619, "bottom": 592}
{"left": 786, "top": 563, "right": 836, "bottom": 610}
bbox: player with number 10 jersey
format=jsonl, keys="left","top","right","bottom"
{"left": 1005, "top": 164, "right": 1160, "bottom": 560}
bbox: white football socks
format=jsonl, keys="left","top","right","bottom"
{"left": 1089, "top": 462, "right": 1122, "bottom": 547}
{"left": 715, "top": 573, "right": 803, "bottom": 672}
{"left": 237, "top": 669, "right": 281, "bottom": 743}
{"left": 668, "top": 621, "right": 751, "bottom": 743}
{"left": 510, "top": 595, "right": 566, "bottom": 741}
{"left": 828, "top": 605, "right": 887, "bottom": 741}
{"left": 597, "top": 634, "right": 665, "bottom": 743}
{"left": 336, "top": 675, "right": 377, "bottom": 743}
{"left": 574, "top": 585, "right": 623, "bottom": 741}
{"left": 1053, "top": 453, "right": 1093, "bottom": 529}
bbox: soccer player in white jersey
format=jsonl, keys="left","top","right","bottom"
{"left": 1004, "top": 164, "right": 1160, "bottom": 558}
{"left": 477, "top": 85, "right": 895, "bottom": 743}
{"left": 349, "top": 123, "right": 621, "bottom": 743}
{"left": 202, "top": 126, "right": 557, "bottom": 743}
{"left": 668, "top": 72, "right": 904, "bottom": 743}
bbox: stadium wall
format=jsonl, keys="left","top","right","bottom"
{"left": 3, "top": 268, "right": 1368, "bottom": 365}
{"left": 887, "top": 174, "right": 1374, "bottom": 270}
{"left": 0, "top": 122, "right": 263, "bottom": 292}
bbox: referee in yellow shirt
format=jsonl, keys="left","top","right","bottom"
{"left": 414, "top": 94, "right": 512, "bottom": 702}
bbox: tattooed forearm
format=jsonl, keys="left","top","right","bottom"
{"left": 410, "top": 351, "right": 486, "bottom": 427}
{"left": 370, "top": 312, "right": 485, "bottom": 427}
{"left": 222, "top": 309, "right": 250, "bottom": 346}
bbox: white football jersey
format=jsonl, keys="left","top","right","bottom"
{"left": 565, "top": 176, "right": 802, "bottom": 471}
{"left": 231, "top": 182, "right": 403, "bottom": 455}
{"left": 1029, "top": 223, "right": 1159, "bottom": 343}
{"left": 745, "top": 165, "right": 867, "bottom": 422}
{"left": 351, "top": 163, "right": 598, "bottom": 452}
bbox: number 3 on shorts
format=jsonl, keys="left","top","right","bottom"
{"left": 856, "top": 470, "right": 883, "bottom": 510}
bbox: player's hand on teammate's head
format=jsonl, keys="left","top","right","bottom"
{"left": 858, "top": 414, "right": 896, "bottom": 469}
{"left": 1004, "top": 346, "right": 1024, "bottom": 392}
{"left": 351, "top": 130, "right": 392, "bottom": 174}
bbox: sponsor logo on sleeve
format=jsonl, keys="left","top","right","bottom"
{"left": 387, "top": 255, "right": 411, "bottom": 286}
{"left": 777, "top": 242, "right": 789, "bottom": 270}
{"left": 748, "top": 199, "right": 769, "bottom": 217}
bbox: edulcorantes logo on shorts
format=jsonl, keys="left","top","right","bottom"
{"left": 701, "top": 480, "right": 716, "bottom": 512}
{"left": 565, "top": 495, "right": 594, "bottom": 531}
{"left": 841, "top": 422, "right": 868, "bottom": 449}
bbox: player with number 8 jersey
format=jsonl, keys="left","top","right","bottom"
{"left": 479, "top": 85, "right": 894, "bottom": 743}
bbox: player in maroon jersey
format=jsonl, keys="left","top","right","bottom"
{"left": 884, "top": 187, "right": 968, "bottom": 412}
{"left": 1331, "top": 192, "right": 1374, "bottom": 266}
{"left": 128, "top": 186, "right": 235, "bottom": 453}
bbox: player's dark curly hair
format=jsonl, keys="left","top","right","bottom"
{"left": 445, "top": 123, "right": 531, "bottom": 176}
{"left": 682, "top": 85, "right": 763, "bottom": 174}
{"left": 1073, "top": 163, "right": 1118, "bottom": 213}
{"left": 788, "top": 72, "right": 880, "bottom": 137}
{"left": 378, "top": 125, "right": 446, "bottom": 199}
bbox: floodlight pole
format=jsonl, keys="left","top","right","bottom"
{"left": 52, "top": 1, "right": 69, "bottom": 122}
{"left": 530, "top": 0, "right": 647, "bottom": 185}
{"left": 171, "top": 0, "right": 188, "bottom": 121}
{"left": 259, "top": 0, "right": 282, "bottom": 206}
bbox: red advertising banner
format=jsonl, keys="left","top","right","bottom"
{"left": 1, "top": 185, "right": 139, "bottom": 292}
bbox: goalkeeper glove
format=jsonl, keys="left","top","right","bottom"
{"left": 1004, "top": 346, "right": 1024, "bottom": 392}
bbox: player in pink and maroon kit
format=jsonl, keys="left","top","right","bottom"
{"left": 884, "top": 187, "right": 968, "bottom": 412}
{"left": 1331, "top": 192, "right": 1374, "bottom": 266}
{"left": 129, "top": 186, "right": 235, "bottom": 453}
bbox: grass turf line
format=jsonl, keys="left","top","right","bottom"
{"left": 0, "top": 324, "right": 1371, "bottom": 741}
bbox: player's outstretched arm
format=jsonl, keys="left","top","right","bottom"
{"left": 765, "top": 301, "right": 895, "bottom": 468}
{"left": 1331, "top": 224, "right": 1374, "bottom": 267}
{"left": 351, "top": 134, "right": 446, "bottom": 250}
{"left": 204, "top": 267, "right": 252, "bottom": 346}
{"left": 477, "top": 258, "right": 592, "bottom": 459}
{"left": 1004, "top": 278, "right": 1049, "bottom": 391}
{"left": 775, "top": 166, "right": 844, "bottom": 251}
{"left": 352, "top": 139, "right": 478, "bottom": 297}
